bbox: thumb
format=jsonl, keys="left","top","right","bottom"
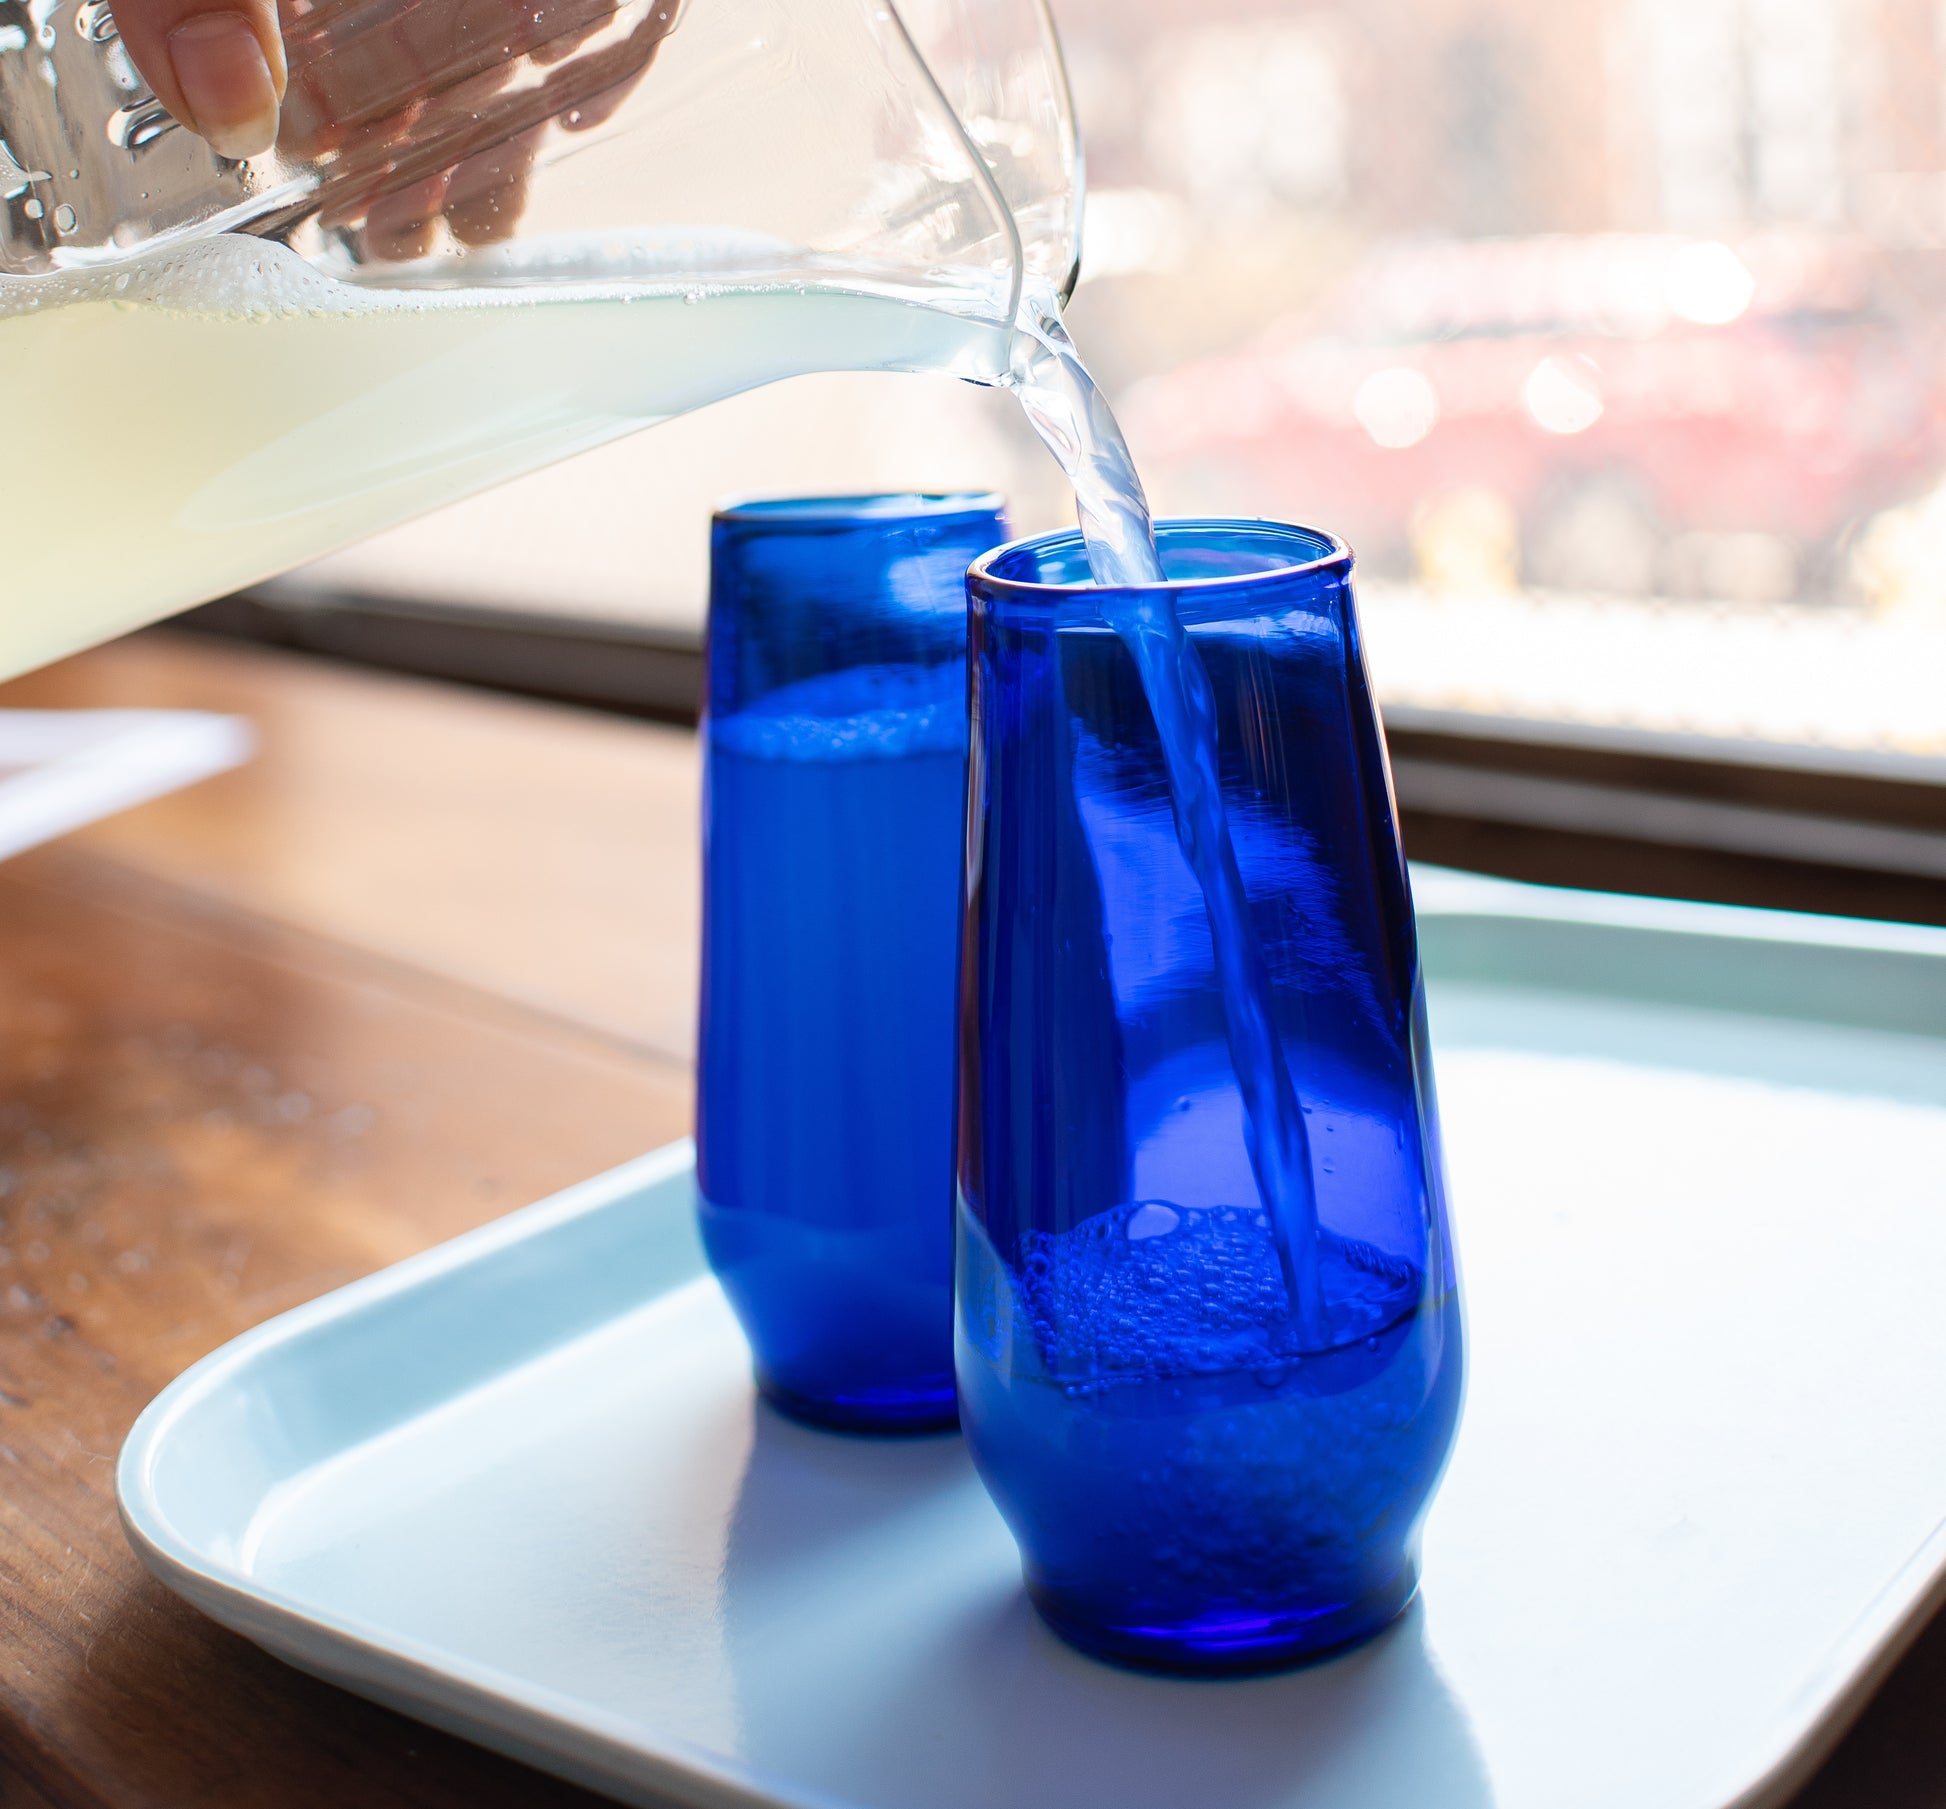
{"left": 111, "top": 0, "right": 287, "bottom": 161}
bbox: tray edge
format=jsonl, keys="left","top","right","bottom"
{"left": 114, "top": 885, "right": 1946, "bottom": 1809}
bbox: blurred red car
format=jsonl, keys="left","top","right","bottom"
{"left": 1123, "top": 233, "right": 1946, "bottom": 599}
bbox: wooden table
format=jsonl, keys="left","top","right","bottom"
{"left": 0, "top": 632, "right": 1941, "bottom": 1809}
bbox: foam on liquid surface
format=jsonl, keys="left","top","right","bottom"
{"left": 958, "top": 1199, "right": 1460, "bottom": 1633}
{"left": 0, "top": 235, "right": 401, "bottom": 318}
{"left": 1017, "top": 1200, "right": 1422, "bottom": 1387}
{"left": 710, "top": 664, "right": 965, "bottom": 762}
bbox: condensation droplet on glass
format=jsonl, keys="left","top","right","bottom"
{"left": 53, "top": 203, "right": 75, "bottom": 231}
{"left": 22, "top": 197, "right": 42, "bottom": 219}
{"left": 74, "top": 0, "right": 120, "bottom": 43}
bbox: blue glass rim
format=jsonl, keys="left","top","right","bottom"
{"left": 713, "top": 492, "right": 1007, "bottom": 531}
{"left": 967, "top": 518, "right": 1352, "bottom": 611}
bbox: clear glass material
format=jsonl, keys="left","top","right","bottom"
{"left": 0, "top": 0, "right": 1077, "bottom": 291}
{"left": 956, "top": 518, "right": 1464, "bottom": 1672}
{"left": 0, "top": 0, "right": 1072, "bottom": 680}
{"left": 698, "top": 492, "right": 1007, "bottom": 1434}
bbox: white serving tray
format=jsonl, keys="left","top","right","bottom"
{"left": 119, "top": 870, "right": 1946, "bottom": 1809}
{"left": 0, "top": 708, "right": 252, "bottom": 858}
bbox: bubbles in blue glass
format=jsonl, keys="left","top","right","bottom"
{"left": 957, "top": 521, "right": 1463, "bottom": 1671}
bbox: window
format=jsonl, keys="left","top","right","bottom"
{"left": 288, "top": 0, "right": 1946, "bottom": 766}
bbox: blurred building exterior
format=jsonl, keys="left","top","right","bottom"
{"left": 1059, "top": 0, "right": 1946, "bottom": 238}
{"left": 307, "top": 0, "right": 1946, "bottom": 749}
{"left": 1047, "top": 0, "right": 1946, "bottom": 622}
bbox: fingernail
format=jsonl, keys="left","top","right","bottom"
{"left": 167, "top": 12, "right": 280, "bottom": 160}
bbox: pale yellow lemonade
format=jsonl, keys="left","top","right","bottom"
{"left": 0, "top": 234, "right": 1010, "bottom": 680}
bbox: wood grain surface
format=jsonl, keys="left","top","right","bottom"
{"left": 0, "top": 636, "right": 688, "bottom": 1807}
{"left": 0, "top": 633, "right": 1942, "bottom": 1808}
{"left": 0, "top": 634, "right": 702, "bottom": 1062}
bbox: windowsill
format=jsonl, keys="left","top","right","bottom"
{"left": 174, "top": 580, "right": 1946, "bottom": 929}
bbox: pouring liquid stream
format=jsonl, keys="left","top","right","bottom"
{"left": 1005, "top": 289, "right": 1328, "bottom": 1344}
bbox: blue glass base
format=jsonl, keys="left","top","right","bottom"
{"left": 755, "top": 1368, "right": 959, "bottom": 1436}
{"left": 1025, "top": 1555, "right": 1419, "bottom": 1676}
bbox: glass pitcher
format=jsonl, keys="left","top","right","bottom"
{"left": 0, "top": 0, "right": 1076, "bottom": 678}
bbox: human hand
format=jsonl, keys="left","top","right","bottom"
{"left": 109, "top": 0, "right": 286, "bottom": 162}
{"left": 111, "top": 0, "right": 675, "bottom": 257}
{"left": 277, "top": 0, "right": 676, "bottom": 256}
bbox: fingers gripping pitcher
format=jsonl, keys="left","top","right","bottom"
{"left": 0, "top": 0, "right": 1076, "bottom": 677}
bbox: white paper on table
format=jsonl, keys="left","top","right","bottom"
{"left": 0, "top": 710, "right": 254, "bottom": 861}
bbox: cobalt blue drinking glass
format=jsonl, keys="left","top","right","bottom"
{"left": 956, "top": 519, "right": 1464, "bottom": 1670}
{"left": 698, "top": 493, "right": 1008, "bottom": 1434}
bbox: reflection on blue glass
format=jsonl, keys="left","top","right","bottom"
{"left": 958, "top": 520, "right": 1464, "bottom": 1669}
{"left": 699, "top": 494, "right": 1007, "bottom": 1433}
